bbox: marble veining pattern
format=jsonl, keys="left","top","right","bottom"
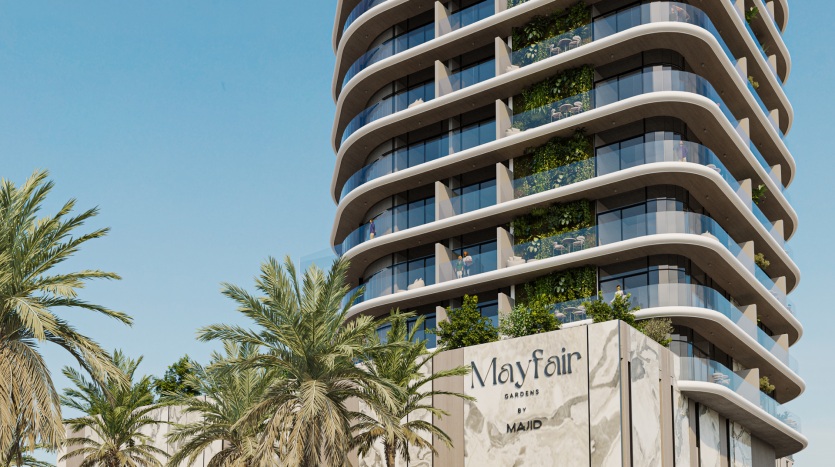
{"left": 587, "top": 321, "right": 623, "bottom": 467}
{"left": 463, "top": 326, "right": 590, "bottom": 467}
{"left": 698, "top": 405, "right": 722, "bottom": 467}
{"left": 628, "top": 327, "right": 661, "bottom": 467}
{"left": 730, "top": 421, "right": 753, "bottom": 467}
{"left": 672, "top": 387, "right": 691, "bottom": 467}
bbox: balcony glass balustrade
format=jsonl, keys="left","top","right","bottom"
{"left": 502, "top": 211, "right": 790, "bottom": 316}
{"left": 438, "top": 245, "right": 498, "bottom": 283}
{"left": 334, "top": 198, "right": 435, "bottom": 256}
{"left": 539, "top": 284, "right": 798, "bottom": 373}
{"left": 675, "top": 342, "right": 801, "bottom": 432}
{"left": 344, "top": 257, "right": 436, "bottom": 308}
{"left": 342, "top": 81, "right": 435, "bottom": 143}
{"left": 438, "top": 180, "right": 496, "bottom": 219}
{"left": 340, "top": 119, "right": 496, "bottom": 201}
{"left": 438, "top": 0, "right": 494, "bottom": 36}
{"left": 343, "top": 0, "right": 392, "bottom": 34}
{"left": 508, "top": 140, "right": 788, "bottom": 254}
{"left": 729, "top": 1, "right": 781, "bottom": 81}
{"left": 343, "top": 22, "right": 434, "bottom": 88}
{"left": 438, "top": 59, "right": 495, "bottom": 97}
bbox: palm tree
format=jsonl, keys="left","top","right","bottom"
{"left": 164, "top": 341, "right": 273, "bottom": 467}
{"left": 0, "top": 169, "right": 132, "bottom": 463}
{"left": 197, "top": 256, "right": 401, "bottom": 467}
{"left": 3, "top": 437, "right": 55, "bottom": 467}
{"left": 59, "top": 351, "right": 168, "bottom": 467}
{"left": 352, "top": 311, "right": 473, "bottom": 467}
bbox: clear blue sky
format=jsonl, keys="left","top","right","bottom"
{"left": 1, "top": 0, "right": 831, "bottom": 464}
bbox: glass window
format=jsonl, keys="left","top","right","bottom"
{"left": 477, "top": 300, "right": 499, "bottom": 328}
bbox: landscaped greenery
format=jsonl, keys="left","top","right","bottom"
{"left": 512, "top": 1, "right": 591, "bottom": 52}
{"left": 499, "top": 300, "right": 561, "bottom": 339}
{"left": 0, "top": 169, "right": 131, "bottom": 461}
{"left": 433, "top": 295, "right": 499, "bottom": 350}
{"left": 152, "top": 355, "right": 201, "bottom": 401}
{"left": 513, "top": 65, "right": 595, "bottom": 117}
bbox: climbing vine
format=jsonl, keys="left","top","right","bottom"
{"left": 514, "top": 131, "right": 593, "bottom": 178}
{"left": 516, "top": 266, "right": 597, "bottom": 308}
{"left": 511, "top": 199, "right": 594, "bottom": 246}
{"left": 512, "top": 1, "right": 592, "bottom": 52}
{"left": 514, "top": 65, "right": 595, "bottom": 115}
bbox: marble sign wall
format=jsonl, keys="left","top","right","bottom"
{"left": 462, "top": 325, "right": 592, "bottom": 467}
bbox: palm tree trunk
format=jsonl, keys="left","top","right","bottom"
{"left": 384, "top": 441, "right": 396, "bottom": 467}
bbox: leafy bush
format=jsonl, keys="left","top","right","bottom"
{"left": 499, "top": 300, "right": 561, "bottom": 339}
{"left": 641, "top": 318, "right": 673, "bottom": 347}
{"left": 760, "top": 376, "right": 776, "bottom": 394}
{"left": 755, "top": 253, "right": 770, "bottom": 270}
{"left": 512, "top": 1, "right": 591, "bottom": 51}
{"left": 752, "top": 184, "right": 768, "bottom": 204}
{"left": 515, "top": 266, "right": 597, "bottom": 309}
{"left": 583, "top": 293, "right": 642, "bottom": 328}
{"left": 513, "top": 65, "right": 594, "bottom": 116}
{"left": 433, "top": 295, "right": 499, "bottom": 350}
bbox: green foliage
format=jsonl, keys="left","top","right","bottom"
{"left": 755, "top": 253, "right": 770, "bottom": 270}
{"left": 499, "top": 300, "right": 561, "bottom": 339}
{"left": 760, "top": 376, "right": 776, "bottom": 394}
{"left": 748, "top": 75, "right": 759, "bottom": 90}
{"left": 433, "top": 295, "right": 499, "bottom": 350}
{"left": 745, "top": 6, "right": 759, "bottom": 25}
{"left": 752, "top": 184, "right": 768, "bottom": 204}
{"left": 0, "top": 169, "right": 131, "bottom": 456}
{"left": 512, "top": 2, "right": 591, "bottom": 51}
{"left": 582, "top": 293, "right": 642, "bottom": 328}
{"left": 512, "top": 131, "right": 594, "bottom": 197}
{"left": 60, "top": 351, "right": 169, "bottom": 467}
{"left": 641, "top": 318, "right": 673, "bottom": 347}
{"left": 511, "top": 199, "right": 594, "bottom": 247}
{"left": 163, "top": 341, "right": 273, "bottom": 467}
{"left": 153, "top": 356, "right": 201, "bottom": 401}
{"left": 354, "top": 311, "right": 473, "bottom": 467}
{"left": 514, "top": 65, "right": 595, "bottom": 115}
{"left": 516, "top": 266, "right": 597, "bottom": 308}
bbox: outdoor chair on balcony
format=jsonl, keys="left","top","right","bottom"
{"left": 553, "top": 242, "right": 567, "bottom": 254}
{"left": 573, "top": 235, "right": 586, "bottom": 250}
{"left": 549, "top": 44, "right": 561, "bottom": 55}
{"left": 551, "top": 108, "right": 563, "bottom": 121}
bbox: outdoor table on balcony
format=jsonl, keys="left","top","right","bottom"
{"left": 561, "top": 237, "right": 576, "bottom": 252}
{"left": 563, "top": 307, "right": 577, "bottom": 317}
{"left": 558, "top": 38, "right": 572, "bottom": 49}
{"left": 559, "top": 104, "right": 573, "bottom": 116}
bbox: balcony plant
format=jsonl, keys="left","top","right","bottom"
{"left": 755, "top": 253, "right": 770, "bottom": 270}
{"left": 499, "top": 299, "right": 561, "bottom": 339}
{"left": 432, "top": 295, "right": 499, "bottom": 350}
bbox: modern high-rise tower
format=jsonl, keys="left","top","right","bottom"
{"left": 330, "top": 0, "right": 804, "bottom": 465}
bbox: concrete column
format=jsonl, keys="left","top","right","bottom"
{"left": 768, "top": 54, "right": 778, "bottom": 73}
{"left": 496, "top": 162, "right": 514, "bottom": 204}
{"left": 769, "top": 109, "right": 780, "bottom": 129}
{"left": 734, "top": 368, "right": 760, "bottom": 404}
{"left": 435, "top": 181, "right": 454, "bottom": 220}
{"left": 771, "top": 164, "right": 782, "bottom": 186}
{"left": 736, "top": 117, "right": 750, "bottom": 144}
{"left": 436, "top": 305, "right": 448, "bottom": 323}
{"left": 433, "top": 348, "right": 465, "bottom": 467}
{"left": 737, "top": 240, "right": 755, "bottom": 273}
{"left": 435, "top": 60, "right": 451, "bottom": 98}
{"left": 774, "top": 276, "right": 786, "bottom": 294}
{"left": 766, "top": 1, "right": 775, "bottom": 18}
{"left": 734, "top": 0, "right": 745, "bottom": 15}
{"left": 498, "top": 291, "right": 514, "bottom": 315}
{"left": 774, "top": 334, "right": 789, "bottom": 352}
{"left": 494, "top": 0, "right": 507, "bottom": 14}
{"left": 435, "top": 242, "right": 458, "bottom": 283}
{"left": 495, "top": 36, "right": 512, "bottom": 76}
{"left": 738, "top": 240, "right": 755, "bottom": 261}
{"left": 435, "top": 1, "right": 451, "bottom": 38}
{"left": 736, "top": 56, "right": 747, "bottom": 81}
{"left": 496, "top": 99, "right": 512, "bottom": 139}
{"left": 740, "top": 304, "right": 757, "bottom": 323}
{"left": 659, "top": 349, "right": 675, "bottom": 467}
{"left": 772, "top": 219, "right": 785, "bottom": 243}
{"left": 497, "top": 226, "right": 514, "bottom": 269}
{"left": 739, "top": 178, "right": 753, "bottom": 209}
{"left": 719, "top": 414, "right": 730, "bottom": 467}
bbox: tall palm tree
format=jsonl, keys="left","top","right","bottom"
{"left": 352, "top": 311, "right": 473, "bottom": 467}
{"left": 197, "top": 256, "right": 401, "bottom": 467}
{"left": 0, "top": 169, "right": 132, "bottom": 463}
{"left": 59, "top": 351, "right": 168, "bottom": 467}
{"left": 4, "top": 437, "right": 55, "bottom": 467}
{"left": 165, "top": 341, "right": 274, "bottom": 467}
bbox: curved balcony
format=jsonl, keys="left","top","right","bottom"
{"left": 343, "top": 0, "right": 392, "bottom": 36}
{"left": 343, "top": 22, "right": 435, "bottom": 88}
{"left": 676, "top": 343, "right": 805, "bottom": 457}
{"left": 335, "top": 139, "right": 795, "bottom": 290}
{"left": 334, "top": 30, "right": 795, "bottom": 204}
{"left": 335, "top": 197, "right": 435, "bottom": 256}
{"left": 344, "top": 211, "right": 794, "bottom": 322}
{"left": 342, "top": 81, "right": 435, "bottom": 144}
{"left": 334, "top": 1, "right": 791, "bottom": 153}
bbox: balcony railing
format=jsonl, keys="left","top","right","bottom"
{"left": 334, "top": 198, "right": 435, "bottom": 256}
{"left": 343, "top": 22, "right": 434, "bottom": 88}
{"left": 340, "top": 119, "right": 496, "bottom": 200}
{"left": 438, "top": 0, "right": 494, "bottom": 36}
{"left": 538, "top": 284, "right": 798, "bottom": 373}
{"left": 675, "top": 342, "right": 800, "bottom": 432}
{"left": 438, "top": 181, "right": 497, "bottom": 219}
{"left": 342, "top": 81, "right": 435, "bottom": 143}
{"left": 438, "top": 247, "right": 497, "bottom": 283}
{"left": 502, "top": 211, "right": 790, "bottom": 316}
{"left": 438, "top": 59, "right": 495, "bottom": 97}
{"left": 728, "top": 0, "right": 780, "bottom": 81}
{"left": 343, "top": 0, "right": 392, "bottom": 34}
